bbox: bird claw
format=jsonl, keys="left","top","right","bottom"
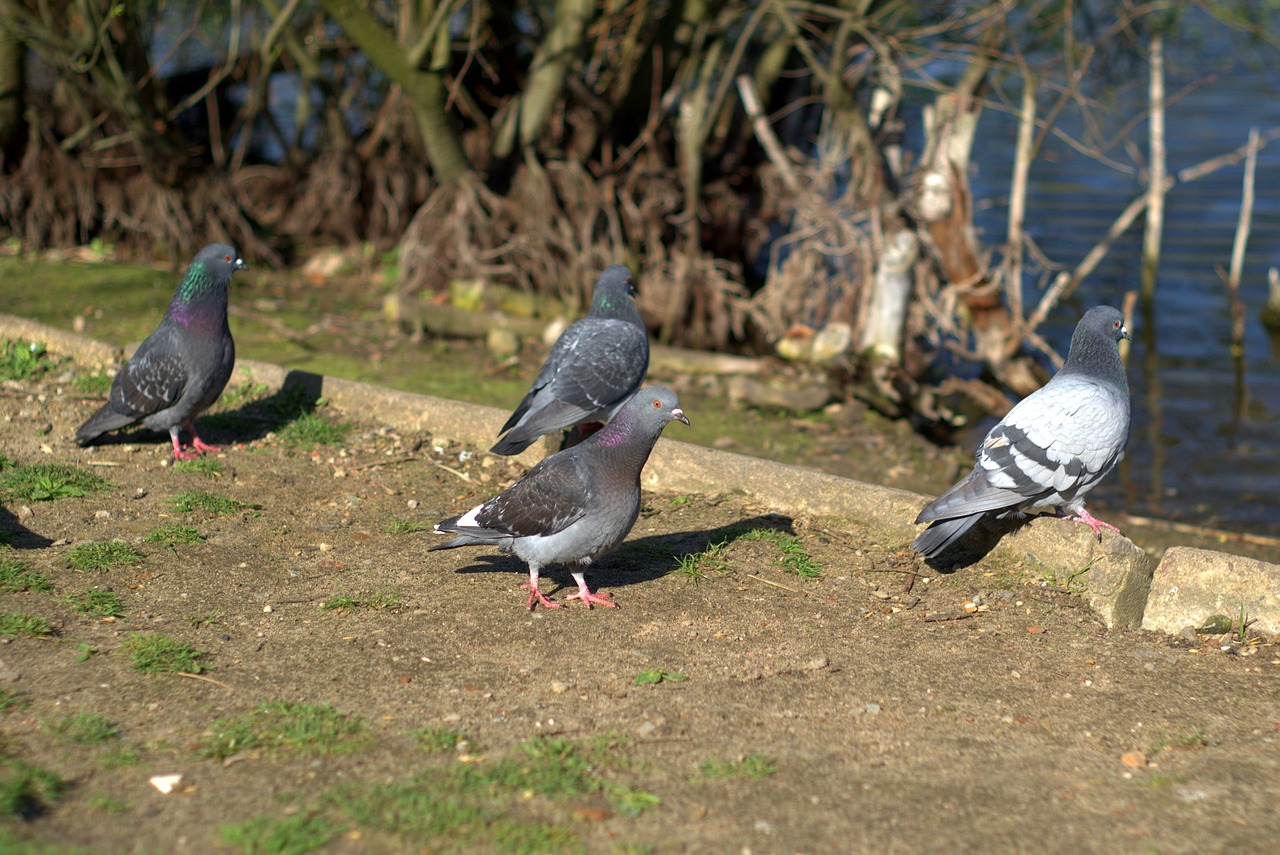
{"left": 190, "top": 437, "right": 220, "bottom": 454}
{"left": 520, "top": 582, "right": 561, "bottom": 610}
{"left": 171, "top": 446, "right": 202, "bottom": 461}
{"left": 566, "top": 589, "right": 618, "bottom": 609}
{"left": 1066, "top": 508, "right": 1121, "bottom": 539}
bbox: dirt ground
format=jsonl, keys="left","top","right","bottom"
{"left": 1, "top": 360, "right": 1278, "bottom": 855}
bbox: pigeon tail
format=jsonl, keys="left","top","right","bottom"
{"left": 75, "top": 404, "right": 138, "bottom": 446}
{"left": 911, "top": 514, "right": 982, "bottom": 559}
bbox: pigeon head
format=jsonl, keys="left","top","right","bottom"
{"left": 592, "top": 385, "right": 689, "bottom": 451}
{"left": 173, "top": 244, "right": 248, "bottom": 303}
{"left": 168, "top": 243, "right": 247, "bottom": 327}
{"left": 1062, "top": 305, "right": 1129, "bottom": 388}
{"left": 590, "top": 265, "right": 639, "bottom": 316}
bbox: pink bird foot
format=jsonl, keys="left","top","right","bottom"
{"left": 190, "top": 434, "right": 221, "bottom": 455}
{"left": 520, "top": 581, "right": 561, "bottom": 610}
{"left": 170, "top": 435, "right": 202, "bottom": 460}
{"left": 1065, "top": 508, "right": 1121, "bottom": 539}
{"left": 566, "top": 585, "right": 618, "bottom": 610}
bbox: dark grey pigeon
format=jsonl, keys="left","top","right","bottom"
{"left": 913, "top": 306, "right": 1131, "bottom": 559}
{"left": 491, "top": 265, "right": 649, "bottom": 455}
{"left": 434, "top": 386, "right": 689, "bottom": 610}
{"left": 75, "top": 243, "right": 247, "bottom": 460}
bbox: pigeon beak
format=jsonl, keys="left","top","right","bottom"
{"left": 1120, "top": 324, "right": 1130, "bottom": 341}
{"left": 671, "top": 407, "right": 690, "bottom": 426}
{"left": 235, "top": 258, "right": 249, "bottom": 271}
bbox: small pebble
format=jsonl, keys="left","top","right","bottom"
{"left": 864, "top": 702, "right": 881, "bottom": 715}
{"left": 407, "top": 499, "right": 419, "bottom": 509}
{"left": 94, "top": 510, "right": 110, "bottom": 520}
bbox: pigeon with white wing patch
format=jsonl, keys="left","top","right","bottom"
{"left": 434, "top": 386, "right": 689, "bottom": 609}
{"left": 913, "top": 306, "right": 1131, "bottom": 559}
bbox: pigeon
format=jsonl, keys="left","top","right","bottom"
{"left": 75, "top": 244, "right": 247, "bottom": 460}
{"left": 491, "top": 265, "right": 649, "bottom": 455}
{"left": 913, "top": 305, "right": 1131, "bottom": 559}
{"left": 433, "top": 386, "right": 690, "bottom": 609}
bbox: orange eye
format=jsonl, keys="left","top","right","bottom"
{"left": 652, "top": 399, "right": 661, "bottom": 408}
{"left": 224, "top": 254, "right": 232, "bottom": 262}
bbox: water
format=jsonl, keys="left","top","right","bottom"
{"left": 961, "top": 28, "right": 1280, "bottom": 537}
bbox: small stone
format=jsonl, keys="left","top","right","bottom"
{"left": 407, "top": 499, "right": 420, "bottom": 509}
{"left": 94, "top": 510, "right": 111, "bottom": 520}
{"left": 1121, "top": 751, "right": 1147, "bottom": 769}
{"left": 549, "top": 681, "right": 569, "bottom": 694}
{"left": 16, "top": 506, "right": 33, "bottom": 521}
{"left": 263, "top": 605, "right": 273, "bottom": 614}
{"left": 864, "top": 702, "right": 881, "bottom": 715}
{"left": 133, "top": 488, "right": 148, "bottom": 500}
{"left": 1179, "top": 626, "right": 1200, "bottom": 644}
{"left": 804, "top": 657, "right": 829, "bottom": 671}
{"left": 149, "top": 774, "right": 183, "bottom": 794}
{"left": 318, "top": 543, "right": 332, "bottom": 552}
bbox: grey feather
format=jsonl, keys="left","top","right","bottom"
{"left": 913, "top": 306, "right": 1131, "bottom": 558}
{"left": 435, "top": 386, "right": 689, "bottom": 609}
{"left": 491, "top": 265, "right": 649, "bottom": 455}
{"left": 75, "top": 244, "right": 247, "bottom": 458}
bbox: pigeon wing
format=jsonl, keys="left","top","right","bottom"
{"left": 108, "top": 326, "right": 191, "bottom": 420}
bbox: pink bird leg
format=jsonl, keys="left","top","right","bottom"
{"left": 1065, "top": 507, "right": 1121, "bottom": 539}
{"left": 520, "top": 568, "right": 561, "bottom": 610}
{"left": 566, "top": 572, "right": 618, "bottom": 609}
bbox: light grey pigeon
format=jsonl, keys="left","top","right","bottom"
{"left": 491, "top": 265, "right": 649, "bottom": 455}
{"left": 75, "top": 243, "right": 247, "bottom": 460}
{"left": 913, "top": 306, "right": 1131, "bottom": 559}
{"left": 433, "top": 386, "right": 689, "bottom": 609}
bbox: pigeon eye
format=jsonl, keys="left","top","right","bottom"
{"left": 652, "top": 399, "right": 661, "bottom": 409}
{"left": 224, "top": 254, "right": 232, "bottom": 262}
{"left": 1113, "top": 320, "right": 1120, "bottom": 329}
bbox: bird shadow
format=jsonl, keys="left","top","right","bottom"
{"left": 447, "top": 513, "right": 796, "bottom": 595}
{"left": 0, "top": 505, "right": 53, "bottom": 549}
{"left": 86, "top": 369, "right": 330, "bottom": 450}
{"left": 918, "top": 513, "right": 1036, "bottom": 572}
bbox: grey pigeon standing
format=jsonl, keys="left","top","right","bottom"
{"left": 913, "top": 306, "right": 1131, "bottom": 559}
{"left": 75, "top": 244, "right": 247, "bottom": 460}
{"left": 491, "top": 265, "right": 649, "bottom": 455}
{"left": 433, "top": 386, "right": 689, "bottom": 609}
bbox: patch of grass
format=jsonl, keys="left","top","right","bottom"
{"left": 0, "top": 690, "right": 26, "bottom": 713}
{"left": 414, "top": 727, "right": 478, "bottom": 755}
{"left": 0, "top": 556, "right": 55, "bottom": 593}
{"left": 0, "top": 463, "right": 113, "bottom": 502}
{"left": 143, "top": 523, "right": 206, "bottom": 545}
{"left": 219, "top": 812, "right": 340, "bottom": 855}
{"left": 73, "top": 643, "right": 94, "bottom": 662}
{"left": 321, "top": 591, "right": 404, "bottom": 612}
{"left": 120, "top": 633, "right": 207, "bottom": 674}
{"left": 71, "top": 372, "right": 114, "bottom": 396}
{"left": 170, "top": 490, "right": 260, "bottom": 515}
{"left": 0, "top": 339, "right": 48, "bottom": 381}
{"left": 0, "top": 755, "right": 66, "bottom": 818}
{"left": 385, "top": 517, "right": 430, "bottom": 534}
{"left": 88, "top": 796, "right": 132, "bottom": 812}
{"left": 186, "top": 609, "right": 226, "bottom": 628}
{"left": 99, "top": 746, "right": 142, "bottom": 769}
{"left": 0, "top": 612, "right": 53, "bottom": 639}
{"left": 736, "top": 528, "right": 821, "bottom": 578}
{"left": 64, "top": 588, "right": 124, "bottom": 618}
{"left": 67, "top": 540, "right": 142, "bottom": 572}
{"left": 277, "top": 411, "right": 354, "bottom": 449}
{"left": 634, "top": 668, "right": 687, "bottom": 686}
{"left": 217, "top": 375, "right": 270, "bottom": 410}
{"left": 339, "top": 779, "right": 580, "bottom": 853}
{"left": 173, "top": 458, "right": 224, "bottom": 477}
{"left": 47, "top": 712, "right": 119, "bottom": 745}
{"left": 695, "top": 753, "right": 778, "bottom": 781}
{"left": 202, "top": 701, "right": 366, "bottom": 759}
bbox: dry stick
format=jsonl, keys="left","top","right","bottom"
{"left": 1119, "top": 289, "right": 1138, "bottom": 367}
{"left": 735, "top": 74, "right": 803, "bottom": 195}
{"left": 176, "top": 672, "right": 235, "bottom": 691}
{"left": 745, "top": 574, "right": 805, "bottom": 595}
{"left": 1003, "top": 68, "right": 1036, "bottom": 358}
{"left": 346, "top": 455, "right": 420, "bottom": 472}
{"left": 1225, "top": 127, "right": 1259, "bottom": 356}
{"left": 1026, "top": 126, "right": 1280, "bottom": 331}
{"left": 1141, "top": 33, "right": 1166, "bottom": 302}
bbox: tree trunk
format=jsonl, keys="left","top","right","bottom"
{"left": 317, "top": 0, "right": 470, "bottom": 185}
{"left": 0, "top": 24, "right": 23, "bottom": 163}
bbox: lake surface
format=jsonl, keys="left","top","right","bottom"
{"left": 960, "top": 30, "right": 1280, "bottom": 538}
